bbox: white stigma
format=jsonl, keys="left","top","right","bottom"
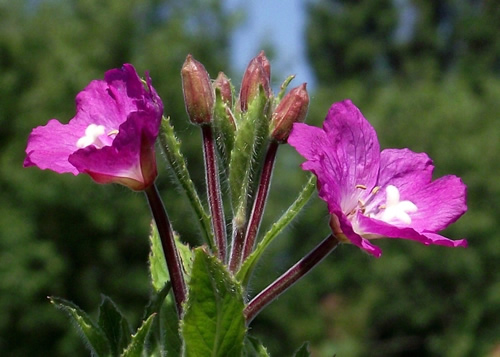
{"left": 380, "top": 185, "right": 417, "bottom": 225}
{"left": 76, "top": 124, "right": 106, "bottom": 149}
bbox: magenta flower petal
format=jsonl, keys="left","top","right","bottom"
{"left": 321, "top": 100, "right": 380, "bottom": 195}
{"left": 334, "top": 214, "right": 383, "bottom": 257}
{"left": 24, "top": 64, "right": 163, "bottom": 191}
{"left": 289, "top": 99, "right": 467, "bottom": 257}
{"left": 289, "top": 100, "right": 380, "bottom": 215}
{"left": 23, "top": 119, "right": 86, "bottom": 175}
{"left": 376, "top": 148, "right": 434, "bottom": 196}
{"left": 357, "top": 214, "right": 468, "bottom": 248}
{"left": 402, "top": 175, "right": 467, "bottom": 232}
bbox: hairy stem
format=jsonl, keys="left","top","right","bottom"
{"left": 241, "top": 141, "right": 278, "bottom": 262}
{"left": 145, "top": 184, "right": 187, "bottom": 317}
{"left": 228, "top": 220, "right": 245, "bottom": 272}
{"left": 244, "top": 234, "right": 340, "bottom": 324}
{"left": 202, "top": 125, "right": 227, "bottom": 262}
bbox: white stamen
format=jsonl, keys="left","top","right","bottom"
{"left": 380, "top": 185, "right": 417, "bottom": 225}
{"left": 76, "top": 124, "right": 106, "bottom": 148}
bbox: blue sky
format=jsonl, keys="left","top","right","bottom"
{"left": 225, "top": 0, "right": 316, "bottom": 89}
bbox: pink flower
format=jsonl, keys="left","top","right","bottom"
{"left": 288, "top": 100, "right": 467, "bottom": 257}
{"left": 24, "top": 64, "right": 163, "bottom": 191}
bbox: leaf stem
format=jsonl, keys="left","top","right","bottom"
{"left": 244, "top": 234, "right": 340, "bottom": 324}
{"left": 241, "top": 141, "right": 278, "bottom": 262}
{"left": 202, "top": 125, "right": 227, "bottom": 262}
{"left": 145, "top": 184, "right": 187, "bottom": 317}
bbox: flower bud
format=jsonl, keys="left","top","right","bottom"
{"left": 213, "top": 71, "right": 232, "bottom": 107}
{"left": 270, "top": 83, "right": 309, "bottom": 143}
{"left": 181, "top": 54, "right": 214, "bottom": 125}
{"left": 239, "top": 51, "right": 271, "bottom": 112}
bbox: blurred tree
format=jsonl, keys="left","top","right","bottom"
{"left": 244, "top": 0, "right": 500, "bottom": 356}
{"left": 0, "top": 0, "right": 233, "bottom": 355}
{"left": 306, "top": 0, "right": 500, "bottom": 85}
{"left": 306, "top": 0, "right": 397, "bottom": 85}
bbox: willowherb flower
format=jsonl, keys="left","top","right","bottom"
{"left": 288, "top": 99, "right": 467, "bottom": 257}
{"left": 24, "top": 64, "right": 163, "bottom": 191}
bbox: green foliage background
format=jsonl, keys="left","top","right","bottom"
{"left": 1, "top": 0, "right": 499, "bottom": 356}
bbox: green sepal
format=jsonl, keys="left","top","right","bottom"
{"left": 148, "top": 221, "right": 193, "bottom": 292}
{"left": 120, "top": 313, "right": 156, "bottom": 357}
{"left": 229, "top": 87, "right": 270, "bottom": 222}
{"left": 243, "top": 335, "right": 270, "bottom": 357}
{"left": 159, "top": 116, "right": 214, "bottom": 250}
{"left": 237, "top": 175, "right": 316, "bottom": 286}
{"left": 276, "top": 74, "right": 296, "bottom": 101}
{"left": 49, "top": 296, "right": 111, "bottom": 357}
{"left": 293, "top": 342, "right": 311, "bottom": 357}
{"left": 213, "top": 87, "right": 236, "bottom": 170}
{"left": 98, "top": 295, "right": 132, "bottom": 356}
{"left": 181, "top": 247, "right": 246, "bottom": 357}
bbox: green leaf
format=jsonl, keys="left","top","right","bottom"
{"left": 237, "top": 175, "right": 316, "bottom": 285}
{"left": 98, "top": 295, "right": 132, "bottom": 356}
{"left": 143, "top": 282, "right": 171, "bottom": 320}
{"left": 121, "top": 314, "right": 156, "bottom": 357}
{"left": 148, "top": 221, "right": 194, "bottom": 292}
{"left": 159, "top": 116, "right": 214, "bottom": 250}
{"left": 160, "top": 292, "right": 182, "bottom": 357}
{"left": 142, "top": 283, "right": 171, "bottom": 354}
{"left": 142, "top": 283, "right": 181, "bottom": 357}
{"left": 293, "top": 342, "right": 311, "bottom": 357}
{"left": 181, "top": 248, "right": 246, "bottom": 357}
{"left": 149, "top": 221, "right": 170, "bottom": 292}
{"left": 243, "top": 335, "right": 270, "bottom": 357}
{"left": 50, "top": 296, "right": 111, "bottom": 357}
{"left": 229, "top": 88, "right": 270, "bottom": 219}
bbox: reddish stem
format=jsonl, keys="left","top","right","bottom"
{"left": 241, "top": 141, "right": 278, "bottom": 262}
{"left": 201, "top": 125, "right": 227, "bottom": 262}
{"left": 228, "top": 224, "right": 245, "bottom": 272}
{"left": 244, "top": 234, "right": 340, "bottom": 324}
{"left": 145, "top": 184, "right": 187, "bottom": 317}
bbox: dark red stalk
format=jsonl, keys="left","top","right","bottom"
{"left": 145, "top": 184, "right": 187, "bottom": 317}
{"left": 201, "top": 125, "right": 227, "bottom": 262}
{"left": 244, "top": 234, "right": 340, "bottom": 324}
{"left": 241, "top": 141, "right": 279, "bottom": 261}
{"left": 228, "top": 225, "right": 245, "bottom": 272}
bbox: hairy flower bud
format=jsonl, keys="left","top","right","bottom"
{"left": 239, "top": 51, "right": 271, "bottom": 112}
{"left": 213, "top": 72, "right": 232, "bottom": 107}
{"left": 181, "top": 54, "right": 214, "bottom": 125}
{"left": 270, "top": 83, "right": 309, "bottom": 143}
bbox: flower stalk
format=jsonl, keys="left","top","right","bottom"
{"left": 145, "top": 184, "right": 187, "bottom": 317}
{"left": 244, "top": 234, "right": 340, "bottom": 324}
{"left": 202, "top": 125, "right": 227, "bottom": 262}
{"left": 241, "top": 140, "right": 279, "bottom": 262}
{"left": 228, "top": 217, "right": 245, "bottom": 272}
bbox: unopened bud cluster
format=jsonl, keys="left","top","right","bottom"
{"left": 180, "top": 51, "right": 309, "bottom": 142}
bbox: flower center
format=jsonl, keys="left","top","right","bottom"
{"left": 76, "top": 124, "right": 117, "bottom": 149}
{"left": 377, "top": 185, "right": 417, "bottom": 224}
{"left": 353, "top": 184, "right": 417, "bottom": 225}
